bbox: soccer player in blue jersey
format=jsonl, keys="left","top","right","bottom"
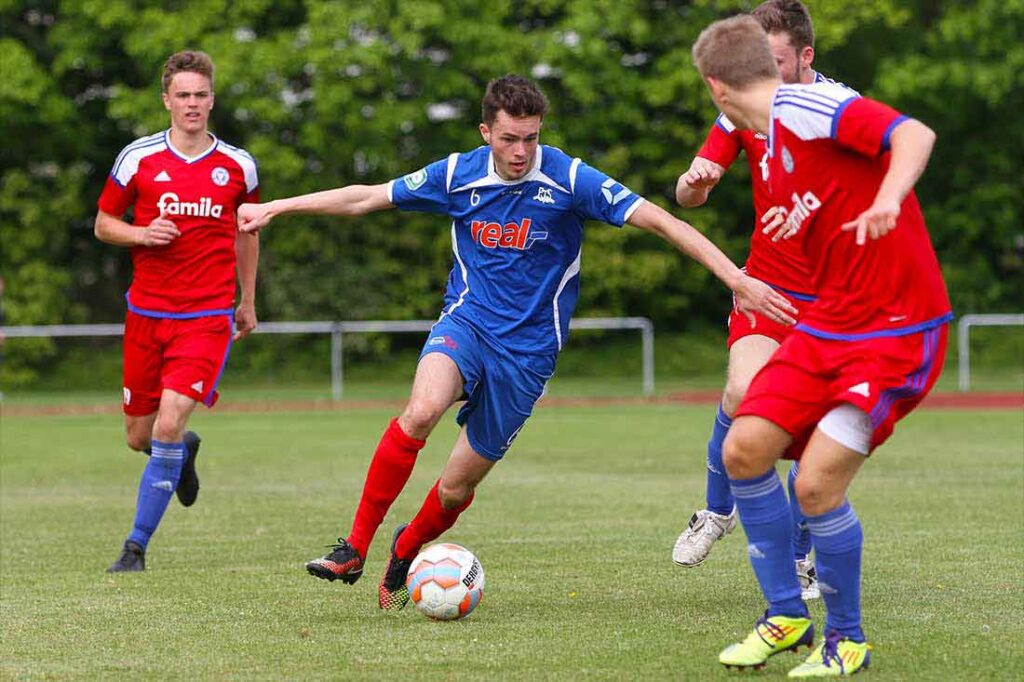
{"left": 237, "top": 75, "right": 797, "bottom": 610}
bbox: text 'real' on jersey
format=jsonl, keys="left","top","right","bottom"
{"left": 388, "top": 145, "right": 643, "bottom": 354}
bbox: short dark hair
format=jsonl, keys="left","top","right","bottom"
{"left": 753, "top": 0, "right": 815, "bottom": 50}
{"left": 481, "top": 75, "right": 549, "bottom": 126}
{"left": 162, "top": 50, "right": 215, "bottom": 93}
{"left": 693, "top": 15, "right": 778, "bottom": 87}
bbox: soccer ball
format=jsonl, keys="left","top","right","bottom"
{"left": 406, "top": 543, "right": 485, "bottom": 620}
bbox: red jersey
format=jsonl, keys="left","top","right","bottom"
{"left": 697, "top": 72, "right": 850, "bottom": 300}
{"left": 765, "top": 82, "right": 951, "bottom": 338}
{"left": 97, "top": 130, "right": 259, "bottom": 315}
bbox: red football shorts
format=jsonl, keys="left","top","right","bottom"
{"left": 727, "top": 290, "right": 808, "bottom": 347}
{"left": 122, "top": 310, "right": 234, "bottom": 416}
{"left": 736, "top": 324, "right": 948, "bottom": 457}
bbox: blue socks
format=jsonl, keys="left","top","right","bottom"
{"left": 127, "top": 440, "right": 184, "bottom": 550}
{"left": 730, "top": 468, "right": 807, "bottom": 618}
{"left": 705, "top": 405, "right": 734, "bottom": 516}
{"left": 806, "top": 501, "right": 865, "bottom": 641}
{"left": 788, "top": 463, "right": 812, "bottom": 561}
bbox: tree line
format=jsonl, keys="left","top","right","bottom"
{"left": 1, "top": 0, "right": 1021, "bottom": 385}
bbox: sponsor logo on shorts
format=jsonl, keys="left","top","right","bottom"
{"left": 748, "top": 543, "right": 766, "bottom": 559}
{"left": 847, "top": 382, "right": 871, "bottom": 398}
{"left": 157, "top": 192, "right": 224, "bottom": 218}
{"left": 151, "top": 480, "right": 174, "bottom": 491}
{"left": 123, "top": 387, "right": 132, "bottom": 405}
{"left": 191, "top": 380, "right": 205, "bottom": 394}
{"left": 471, "top": 218, "right": 547, "bottom": 250}
{"left": 427, "top": 335, "right": 457, "bottom": 349}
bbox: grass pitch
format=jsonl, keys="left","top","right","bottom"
{"left": 1, "top": 404, "right": 1022, "bottom": 679}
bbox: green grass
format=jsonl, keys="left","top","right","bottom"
{"left": 1, "top": 406, "right": 1022, "bottom": 679}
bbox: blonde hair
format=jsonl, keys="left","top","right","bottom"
{"left": 162, "top": 51, "right": 214, "bottom": 93}
{"left": 692, "top": 15, "right": 778, "bottom": 87}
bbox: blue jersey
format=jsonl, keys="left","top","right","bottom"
{"left": 388, "top": 145, "right": 643, "bottom": 354}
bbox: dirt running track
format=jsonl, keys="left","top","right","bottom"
{"left": 3, "top": 391, "right": 1020, "bottom": 417}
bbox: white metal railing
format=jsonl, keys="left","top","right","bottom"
{"left": 0, "top": 317, "right": 655, "bottom": 400}
{"left": 957, "top": 313, "right": 1024, "bottom": 391}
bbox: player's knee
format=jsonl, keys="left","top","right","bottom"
{"left": 437, "top": 478, "right": 473, "bottom": 510}
{"left": 400, "top": 401, "right": 444, "bottom": 439}
{"left": 125, "top": 431, "right": 150, "bottom": 452}
{"left": 151, "top": 413, "right": 186, "bottom": 443}
{"left": 793, "top": 475, "right": 841, "bottom": 516}
{"left": 722, "top": 429, "right": 758, "bottom": 478}
{"left": 721, "top": 380, "right": 749, "bottom": 417}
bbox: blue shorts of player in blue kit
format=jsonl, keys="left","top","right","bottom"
{"left": 419, "top": 316, "right": 556, "bottom": 461}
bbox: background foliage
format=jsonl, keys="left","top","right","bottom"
{"left": 1, "top": 0, "right": 1022, "bottom": 384}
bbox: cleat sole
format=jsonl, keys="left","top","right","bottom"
{"left": 306, "top": 563, "right": 362, "bottom": 584}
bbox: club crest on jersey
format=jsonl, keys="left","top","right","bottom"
{"left": 471, "top": 218, "right": 548, "bottom": 250}
{"left": 775, "top": 191, "right": 822, "bottom": 238}
{"left": 781, "top": 146, "right": 795, "bottom": 173}
{"left": 211, "top": 166, "right": 230, "bottom": 186}
{"left": 157, "top": 192, "right": 224, "bottom": 218}
{"left": 533, "top": 187, "right": 555, "bottom": 204}
{"left": 403, "top": 168, "right": 428, "bottom": 191}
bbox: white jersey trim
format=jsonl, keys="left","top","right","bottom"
{"left": 386, "top": 179, "right": 396, "bottom": 204}
{"left": 622, "top": 197, "right": 645, "bottom": 222}
{"left": 445, "top": 152, "right": 459, "bottom": 192}
{"left": 440, "top": 221, "right": 470, "bottom": 321}
{"left": 569, "top": 158, "right": 581, "bottom": 193}
{"left": 772, "top": 82, "right": 859, "bottom": 143}
{"left": 450, "top": 145, "right": 570, "bottom": 195}
{"left": 218, "top": 141, "right": 259, "bottom": 193}
{"left": 110, "top": 133, "right": 167, "bottom": 188}
{"left": 552, "top": 247, "right": 582, "bottom": 351}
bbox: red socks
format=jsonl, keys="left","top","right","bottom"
{"left": 346, "top": 418, "right": 425, "bottom": 558}
{"left": 395, "top": 479, "right": 474, "bottom": 560}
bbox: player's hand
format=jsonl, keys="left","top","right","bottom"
{"left": 759, "top": 205, "right": 797, "bottom": 242}
{"left": 841, "top": 197, "right": 901, "bottom": 245}
{"left": 733, "top": 275, "right": 798, "bottom": 327}
{"left": 140, "top": 208, "right": 180, "bottom": 246}
{"left": 237, "top": 202, "right": 274, "bottom": 233}
{"left": 233, "top": 302, "right": 257, "bottom": 341}
{"left": 679, "top": 157, "right": 724, "bottom": 191}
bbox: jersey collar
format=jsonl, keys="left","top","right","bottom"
{"left": 164, "top": 130, "right": 219, "bottom": 164}
{"left": 486, "top": 144, "right": 545, "bottom": 185}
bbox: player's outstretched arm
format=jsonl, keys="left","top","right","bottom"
{"left": 675, "top": 157, "right": 726, "bottom": 208}
{"left": 840, "top": 119, "right": 936, "bottom": 245}
{"left": 627, "top": 201, "right": 797, "bottom": 326}
{"left": 94, "top": 209, "right": 180, "bottom": 248}
{"left": 237, "top": 183, "right": 394, "bottom": 233}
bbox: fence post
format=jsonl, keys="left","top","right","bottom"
{"left": 641, "top": 320, "right": 655, "bottom": 397}
{"left": 331, "top": 326, "right": 343, "bottom": 401}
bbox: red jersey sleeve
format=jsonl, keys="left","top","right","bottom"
{"left": 97, "top": 175, "right": 137, "bottom": 217}
{"left": 834, "top": 97, "right": 910, "bottom": 158}
{"left": 696, "top": 118, "right": 742, "bottom": 169}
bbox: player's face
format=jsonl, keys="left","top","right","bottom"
{"left": 480, "top": 111, "right": 542, "bottom": 181}
{"left": 768, "top": 32, "right": 814, "bottom": 85}
{"left": 163, "top": 71, "right": 214, "bottom": 135}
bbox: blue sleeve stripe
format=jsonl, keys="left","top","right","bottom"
{"left": 881, "top": 115, "right": 910, "bottom": 151}
{"left": 796, "top": 312, "right": 953, "bottom": 340}
{"left": 830, "top": 97, "right": 857, "bottom": 139}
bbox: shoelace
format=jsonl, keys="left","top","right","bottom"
{"left": 751, "top": 612, "right": 787, "bottom": 647}
{"left": 820, "top": 631, "right": 846, "bottom": 673}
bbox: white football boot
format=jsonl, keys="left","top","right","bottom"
{"left": 672, "top": 508, "right": 738, "bottom": 567}
{"left": 796, "top": 558, "right": 821, "bottom": 600}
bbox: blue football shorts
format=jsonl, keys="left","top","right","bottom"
{"left": 419, "top": 316, "right": 555, "bottom": 461}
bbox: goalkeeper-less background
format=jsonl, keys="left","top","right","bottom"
{"left": 1, "top": 0, "right": 1021, "bottom": 391}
